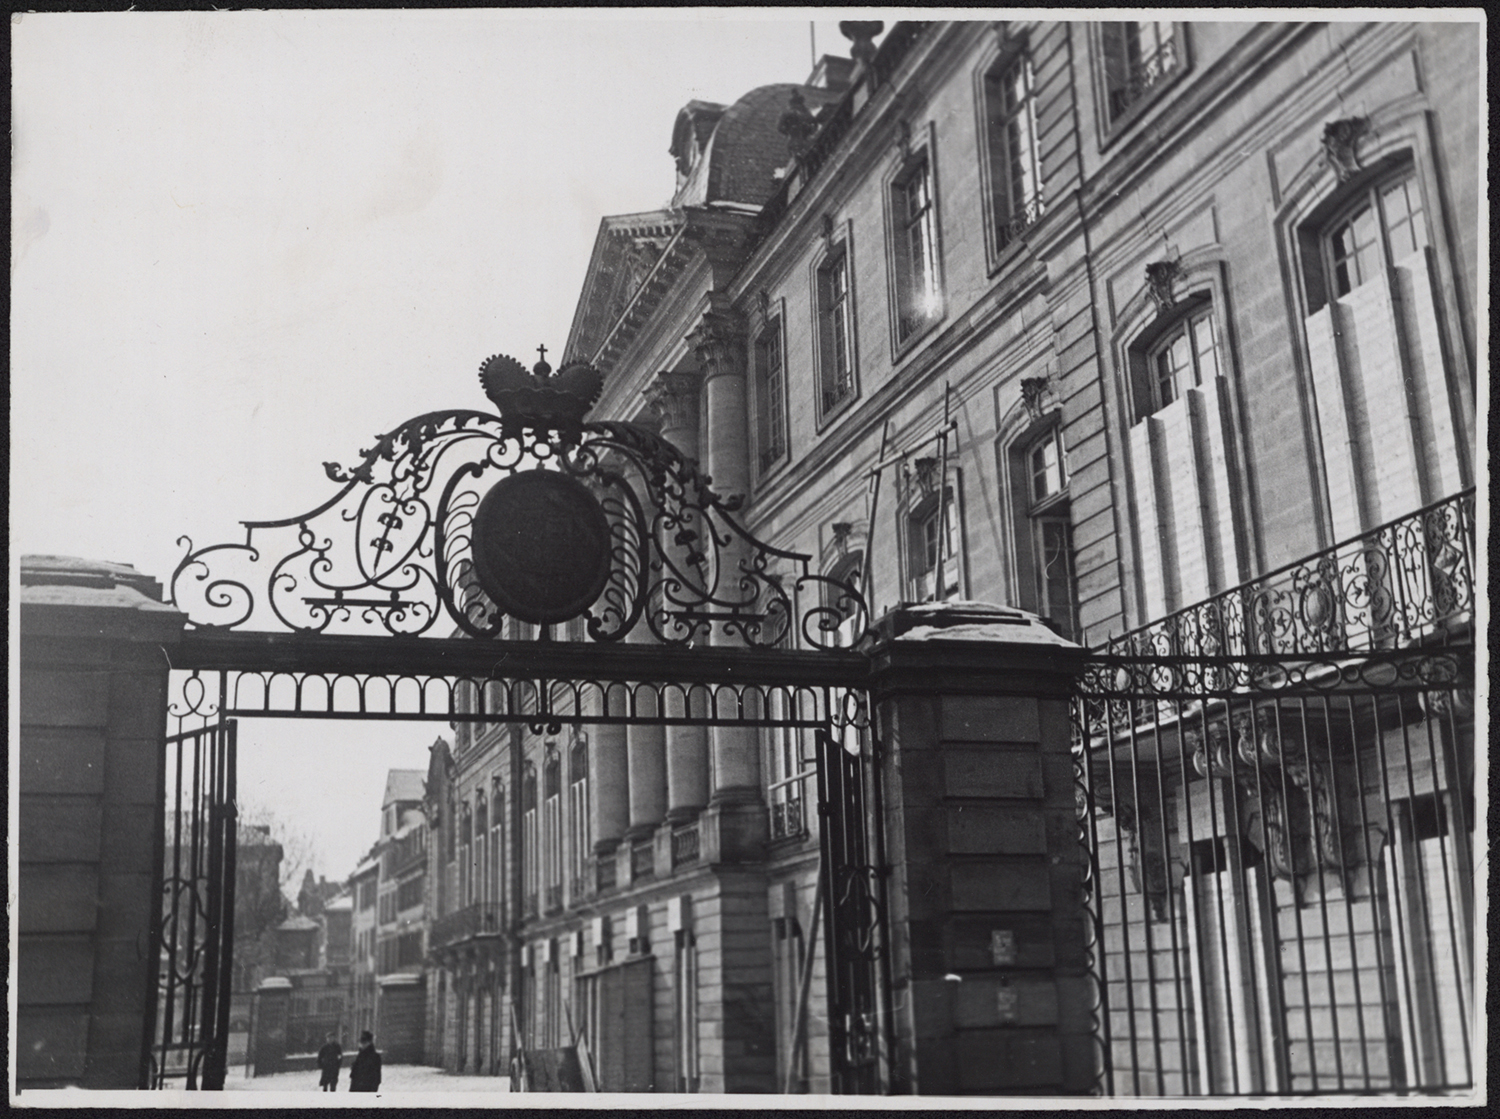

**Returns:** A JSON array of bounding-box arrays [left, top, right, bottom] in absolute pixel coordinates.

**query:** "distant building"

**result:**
[[344, 766, 432, 1061]]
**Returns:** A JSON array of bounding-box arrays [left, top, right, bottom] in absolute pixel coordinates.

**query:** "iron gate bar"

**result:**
[[172, 629, 872, 688]]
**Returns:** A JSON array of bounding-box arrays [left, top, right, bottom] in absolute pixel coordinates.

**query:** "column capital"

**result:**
[[641, 370, 702, 435], [686, 308, 747, 382]]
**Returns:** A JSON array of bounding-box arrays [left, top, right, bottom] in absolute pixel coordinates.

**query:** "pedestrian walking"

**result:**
[[316, 1033, 343, 1091], [349, 1030, 382, 1093]]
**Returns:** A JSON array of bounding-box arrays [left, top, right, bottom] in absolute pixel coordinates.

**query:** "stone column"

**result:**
[[688, 308, 763, 807], [644, 371, 711, 823], [589, 721, 629, 851], [17, 557, 187, 1090], [624, 626, 667, 842], [866, 602, 1094, 1096]]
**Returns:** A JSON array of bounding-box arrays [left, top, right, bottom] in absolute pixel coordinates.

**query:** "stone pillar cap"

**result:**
[[377, 972, 424, 988], [21, 554, 164, 599], [863, 600, 1082, 651]]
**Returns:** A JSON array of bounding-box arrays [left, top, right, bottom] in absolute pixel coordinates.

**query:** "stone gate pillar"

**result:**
[[251, 977, 292, 1077], [17, 556, 187, 1090], [865, 603, 1096, 1096]]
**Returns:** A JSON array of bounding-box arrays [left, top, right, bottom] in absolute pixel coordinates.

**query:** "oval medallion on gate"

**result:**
[[470, 469, 612, 624]]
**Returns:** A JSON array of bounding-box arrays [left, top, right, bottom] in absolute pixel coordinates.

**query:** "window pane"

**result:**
[[1381, 177, 1428, 260], [1031, 435, 1062, 503], [1034, 515, 1077, 641], [819, 256, 854, 411], [1192, 312, 1219, 382]]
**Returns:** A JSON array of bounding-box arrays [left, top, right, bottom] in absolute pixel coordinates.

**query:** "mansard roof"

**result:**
[[673, 83, 842, 209], [382, 768, 425, 808]]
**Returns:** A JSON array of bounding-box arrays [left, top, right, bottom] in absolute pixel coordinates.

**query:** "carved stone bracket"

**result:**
[[1145, 258, 1182, 316], [1322, 116, 1369, 183], [1186, 708, 1379, 906], [1020, 375, 1054, 423]]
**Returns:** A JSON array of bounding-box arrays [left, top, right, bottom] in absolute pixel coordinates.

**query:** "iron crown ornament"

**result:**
[[478, 347, 603, 438]]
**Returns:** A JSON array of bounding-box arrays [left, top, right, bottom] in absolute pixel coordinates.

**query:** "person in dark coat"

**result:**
[[349, 1030, 382, 1093], [316, 1033, 343, 1091]]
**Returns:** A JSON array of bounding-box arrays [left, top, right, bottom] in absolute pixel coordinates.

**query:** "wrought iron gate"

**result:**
[[150, 358, 891, 1092], [143, 719, 239, 1090], [1074, 493, 1476, 1097], [815, 698, 892, 1095]]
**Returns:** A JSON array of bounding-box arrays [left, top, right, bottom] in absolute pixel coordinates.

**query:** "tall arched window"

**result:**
[[1297, 152, 1467, 542], [489, 778, 504, 928], [568, 736, 590, 894], [1118, 268, 1247, 622], [459, 803, 474, 908], [474, 792, 488, 909], [522, 766, 538, 917], [1007, 425, 1079, 641], [543, 752, 563, 911]]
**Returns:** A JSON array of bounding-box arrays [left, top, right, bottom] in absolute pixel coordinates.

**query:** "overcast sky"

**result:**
[[12, 8, 890, 882]]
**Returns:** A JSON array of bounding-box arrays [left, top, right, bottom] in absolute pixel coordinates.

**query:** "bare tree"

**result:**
[[232, 802, 322, 992]]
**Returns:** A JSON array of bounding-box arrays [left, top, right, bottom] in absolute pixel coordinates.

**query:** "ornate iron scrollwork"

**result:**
[[170, 354, 866, 648]]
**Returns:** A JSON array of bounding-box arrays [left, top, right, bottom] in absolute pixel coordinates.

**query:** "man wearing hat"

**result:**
[[349, 1030, 382, 1093]]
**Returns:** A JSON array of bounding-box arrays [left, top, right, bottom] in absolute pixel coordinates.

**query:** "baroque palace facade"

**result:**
[[420, 21, 1478, 1094]]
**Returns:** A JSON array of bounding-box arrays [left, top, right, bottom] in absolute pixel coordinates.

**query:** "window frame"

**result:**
[[543, 752, 563, 909], [978, 40, 1045, 267], [752, 307, 790, 474], [1136, 296, 1221, 422], [568, 735, 590, 894], [886, 140, 946, 353], [902, 469, 964, 604], [1093, 21, 1189, 141], [812, 231, 860, 427], [1300, 157, 1430, 314]]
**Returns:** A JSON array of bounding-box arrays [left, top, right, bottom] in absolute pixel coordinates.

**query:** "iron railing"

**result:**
[[430, 902, 504, 950], [1107, 491, 1474, 662], [768, 771, 812, 841], [1076, 495, 1476, 1097]]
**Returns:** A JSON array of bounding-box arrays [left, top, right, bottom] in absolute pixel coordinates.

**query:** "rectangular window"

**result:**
[[772, 913, 809, 1090], [816, 251, 856, 416], [674, 927, 700, 1091], [397, 876, 423, 911], [892, 155, 941, 342], [523, 805, 538, 917], [900, 465, 960, 603], [984, 54, 1043, 252], [754, 318, 787, 470], [569, 771, 590, 895], [1101, 21, 1181, 125], [1033, 513, 1079, 641]]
